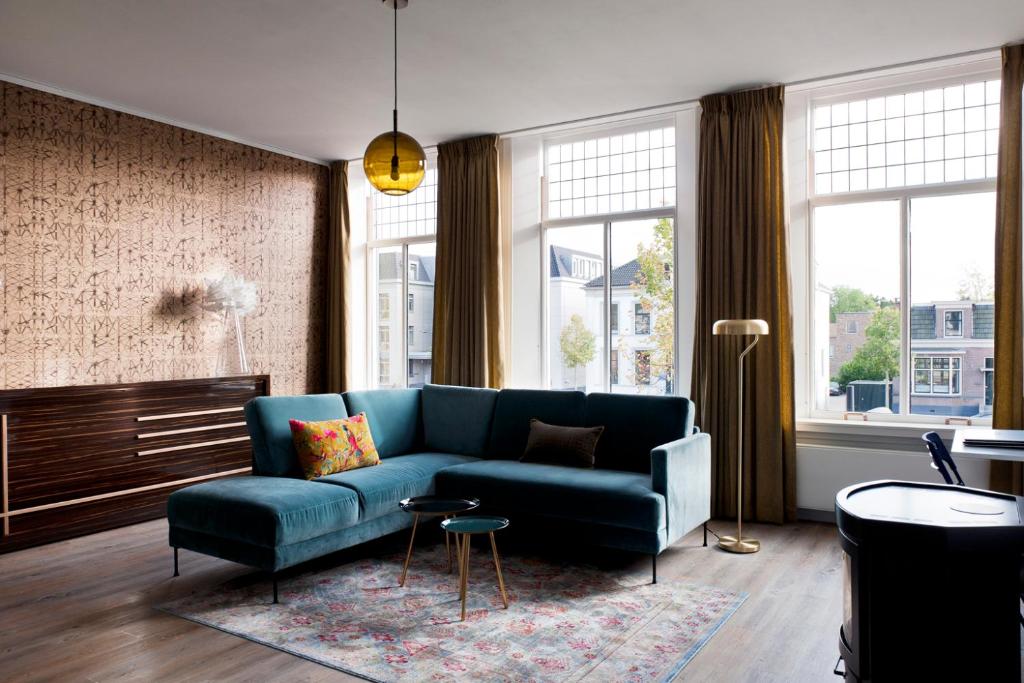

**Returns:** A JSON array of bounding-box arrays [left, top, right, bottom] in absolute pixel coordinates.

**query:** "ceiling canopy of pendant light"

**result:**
[[363, 0, 425, 196]]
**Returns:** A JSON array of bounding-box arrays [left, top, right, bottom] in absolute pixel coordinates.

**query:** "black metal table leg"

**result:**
[[703, 522, 708, 547]]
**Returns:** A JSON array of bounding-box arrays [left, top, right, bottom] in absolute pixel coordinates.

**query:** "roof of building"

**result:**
[[549, 245, 601, 279], [910, 305, 936, 340], [973, 303, 994, 339], [377, 251, 435, 284], [585, 259, 641, 288]]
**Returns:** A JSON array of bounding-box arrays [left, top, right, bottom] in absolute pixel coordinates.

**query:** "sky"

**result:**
[[815, 191, 995, 303]]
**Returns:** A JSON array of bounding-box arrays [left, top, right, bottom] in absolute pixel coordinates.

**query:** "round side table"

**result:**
[[397, 496, 479, 586], [440, 515, 510, 621]]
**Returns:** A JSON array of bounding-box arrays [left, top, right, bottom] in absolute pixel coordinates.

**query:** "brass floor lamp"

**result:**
[[712, 319, 769, 554]]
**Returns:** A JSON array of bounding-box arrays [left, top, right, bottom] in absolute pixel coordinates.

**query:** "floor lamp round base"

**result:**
[[718, 535, 761, 554]]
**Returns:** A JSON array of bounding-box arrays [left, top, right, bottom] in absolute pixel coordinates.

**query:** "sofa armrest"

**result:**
[[651, 432, 711, 547]]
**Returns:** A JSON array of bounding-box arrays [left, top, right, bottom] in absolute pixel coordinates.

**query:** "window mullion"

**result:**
[[899, 195, 911, 416], [604, 221, 612, 393], [402, 243, 410, 389]]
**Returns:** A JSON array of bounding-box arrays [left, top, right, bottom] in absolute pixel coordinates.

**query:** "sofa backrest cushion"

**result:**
[[584, 393, 694, 473], [487, 389, 586, 459], [422, 384, 499, 456], [245, 394, 349, 477], [342, 388, 422, 458]]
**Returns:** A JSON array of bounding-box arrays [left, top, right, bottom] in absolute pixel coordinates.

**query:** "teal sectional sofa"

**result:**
[[167, 384, 711, 601]]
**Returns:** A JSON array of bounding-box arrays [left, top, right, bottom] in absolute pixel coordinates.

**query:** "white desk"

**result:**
[[952, 429, 1024, 462]]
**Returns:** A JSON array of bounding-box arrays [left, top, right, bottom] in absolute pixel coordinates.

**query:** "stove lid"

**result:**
[[837, 480, 1021, 528]]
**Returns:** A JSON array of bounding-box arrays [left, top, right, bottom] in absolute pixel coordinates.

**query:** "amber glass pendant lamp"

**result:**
[[363, 0, 426, 195]]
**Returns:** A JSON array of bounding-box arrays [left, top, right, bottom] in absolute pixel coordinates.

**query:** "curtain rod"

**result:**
[[495, 44, 1005, 140]]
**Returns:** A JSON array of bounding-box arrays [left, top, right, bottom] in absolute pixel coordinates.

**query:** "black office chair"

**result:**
[[922, 431, 965, 486], [922, 431, 1024, 628]]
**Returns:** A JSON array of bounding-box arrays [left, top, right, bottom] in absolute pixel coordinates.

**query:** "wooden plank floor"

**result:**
[[0, 519, 844, 682]]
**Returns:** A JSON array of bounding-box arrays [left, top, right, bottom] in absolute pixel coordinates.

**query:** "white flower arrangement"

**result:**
[[203, 275, 257, 315], [203, 274, 257, 374]]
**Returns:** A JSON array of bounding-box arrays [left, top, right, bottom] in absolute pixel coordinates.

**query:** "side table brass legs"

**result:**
[[489, 531, 509, 609], [399, 512, 419, 587], [455, 531, 509, 621]]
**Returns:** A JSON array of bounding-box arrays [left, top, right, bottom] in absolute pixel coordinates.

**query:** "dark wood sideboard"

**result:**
[[0, 375, 269, 553]]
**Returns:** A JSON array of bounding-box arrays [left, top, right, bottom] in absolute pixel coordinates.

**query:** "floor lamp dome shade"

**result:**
[[712, 319, 769, 336], [363, 130, 426, 195]]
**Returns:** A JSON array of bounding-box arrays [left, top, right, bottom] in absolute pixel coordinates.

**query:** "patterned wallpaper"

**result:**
[[0, 81, 328, 394]]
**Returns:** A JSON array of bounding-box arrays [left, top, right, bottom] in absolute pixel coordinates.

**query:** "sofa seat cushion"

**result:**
[[435, 460, 666, 532], [167, 476, 360, 548], [316, 452, 479, 520]]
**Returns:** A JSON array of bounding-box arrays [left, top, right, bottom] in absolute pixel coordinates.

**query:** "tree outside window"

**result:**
[[635, 351, 651, 385], [560, 313, 596, 391]]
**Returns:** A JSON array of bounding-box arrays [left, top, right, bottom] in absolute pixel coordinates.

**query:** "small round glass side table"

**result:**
[[440, 515, 510, 621], [397, 496, 479, 587]]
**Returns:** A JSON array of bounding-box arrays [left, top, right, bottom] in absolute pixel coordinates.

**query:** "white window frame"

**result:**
[[982, 356, 995, 408], [799, 63, 999, 425], [846, 320, 858, 334], [912, 355, 962, 396], [366, 154, 438, 389], [539, 118, 680, 393], [943, 309, 964, 338]]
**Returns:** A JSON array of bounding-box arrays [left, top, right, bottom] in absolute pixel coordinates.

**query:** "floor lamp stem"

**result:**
[[720, 334, 761, 554]]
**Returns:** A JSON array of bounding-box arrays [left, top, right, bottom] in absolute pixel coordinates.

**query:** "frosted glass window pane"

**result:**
[[905, 115, 924, 139], [849, 122, 867, 147], [850, 169, 868, 191], [847, 100, 866, 124], [886, 141, 905, 165], [832, 125, 849, 148], [886, 95, 905, 118], [831, 102, 849, 125], [964, 131, 985, 157], [965, 156, 986, 180], [905, 139, 924, 164], [867, 97, 885, 120], [944, 109, 964, 134], [849, 146, 867, 170], [905, 163, 924, 186], [371, 163, 438, 240], [964, 82, 985, 107], [905, 92, 924, 115]]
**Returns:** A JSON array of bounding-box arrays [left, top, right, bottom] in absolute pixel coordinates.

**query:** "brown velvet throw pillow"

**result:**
[[520, 419, 604, 468]]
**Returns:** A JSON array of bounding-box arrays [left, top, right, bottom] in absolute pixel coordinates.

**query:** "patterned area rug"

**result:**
[[160, 546, 746, 682]]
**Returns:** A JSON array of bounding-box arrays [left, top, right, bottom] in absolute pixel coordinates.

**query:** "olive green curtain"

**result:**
[[691, 85, 797, 523], [324, 160, 351, 393], [991, 44, 1024, 494], [432, 134, 505, 388]]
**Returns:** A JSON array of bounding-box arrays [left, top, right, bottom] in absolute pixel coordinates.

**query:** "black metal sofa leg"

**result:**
[[652, 554, 657, 584], [703, 522, 708, 547], [173, 547, 179, 577], [272, 575, 279, 604]]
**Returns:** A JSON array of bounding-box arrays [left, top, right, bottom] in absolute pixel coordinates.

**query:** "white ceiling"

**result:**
[[1, 0, 1022, 163]]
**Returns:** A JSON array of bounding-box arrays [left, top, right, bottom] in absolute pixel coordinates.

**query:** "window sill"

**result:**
[[796, 417, 990, 452]]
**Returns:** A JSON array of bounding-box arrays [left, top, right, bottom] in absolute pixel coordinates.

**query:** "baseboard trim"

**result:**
[[797, 507, 836, 524]]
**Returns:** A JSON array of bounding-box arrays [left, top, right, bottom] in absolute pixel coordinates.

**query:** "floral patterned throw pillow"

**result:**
[[288, 413, 381, 479]]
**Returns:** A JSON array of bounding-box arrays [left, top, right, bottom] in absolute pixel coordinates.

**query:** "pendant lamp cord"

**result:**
[[391, 0, 399, 177], [394, 0, 398, 116]]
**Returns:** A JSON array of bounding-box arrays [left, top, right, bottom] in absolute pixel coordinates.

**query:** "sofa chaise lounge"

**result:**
[[167, 384, 711, 601]]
